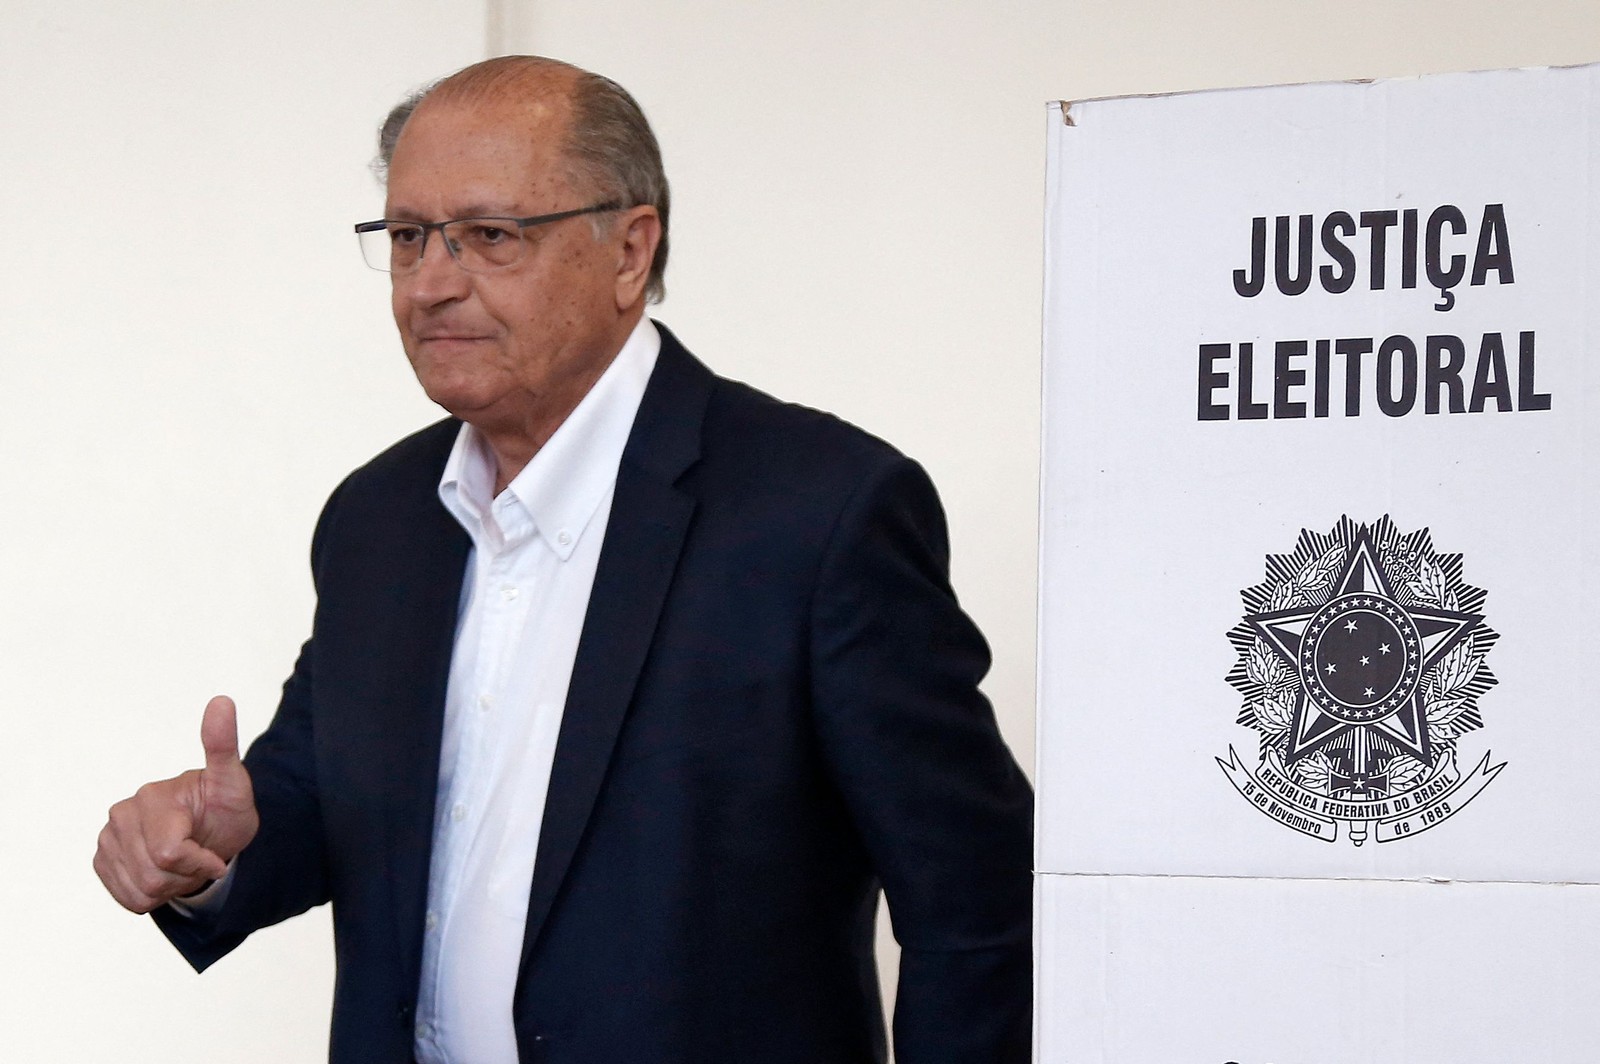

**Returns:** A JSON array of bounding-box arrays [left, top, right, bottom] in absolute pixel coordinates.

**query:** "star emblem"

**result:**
[[1245, 529, 1481, 766]]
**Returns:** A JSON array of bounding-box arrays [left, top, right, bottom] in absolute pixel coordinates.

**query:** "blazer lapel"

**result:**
[[518, 324, 713, 970], [370, 425, 473, 995]]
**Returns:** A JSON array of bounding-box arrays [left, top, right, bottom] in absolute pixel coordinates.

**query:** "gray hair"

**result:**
[[374, 58, 671, 304]]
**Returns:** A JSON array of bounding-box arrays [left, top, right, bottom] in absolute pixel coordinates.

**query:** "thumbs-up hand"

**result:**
[[94, 696, 260, 914]]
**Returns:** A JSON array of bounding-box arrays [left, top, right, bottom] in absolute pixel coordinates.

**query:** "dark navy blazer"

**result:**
[[155, 326, 1033, 1064]]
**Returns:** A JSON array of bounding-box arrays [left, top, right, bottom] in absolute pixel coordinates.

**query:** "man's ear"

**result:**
[[614, 207, 662, 310]]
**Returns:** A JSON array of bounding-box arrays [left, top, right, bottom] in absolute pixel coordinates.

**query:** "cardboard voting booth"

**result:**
[[1037, 63, 1600, 1063]]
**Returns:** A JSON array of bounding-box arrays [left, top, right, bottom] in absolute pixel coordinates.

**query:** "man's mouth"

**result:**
[[414, 332, 496, 352]]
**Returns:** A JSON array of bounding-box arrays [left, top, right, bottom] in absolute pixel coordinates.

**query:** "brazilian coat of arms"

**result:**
[[1219, 516, 1505, 845]]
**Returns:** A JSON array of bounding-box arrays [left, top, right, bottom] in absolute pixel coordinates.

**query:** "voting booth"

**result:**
[[1036, 63, 1600, 1062]]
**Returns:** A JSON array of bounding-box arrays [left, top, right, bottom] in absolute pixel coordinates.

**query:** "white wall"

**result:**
[[4, 0, 1596, 1059], [1, 3, 480, 1059]]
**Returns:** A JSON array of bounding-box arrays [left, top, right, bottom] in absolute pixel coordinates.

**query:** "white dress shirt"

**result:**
[[411, 319, 659, 1064]]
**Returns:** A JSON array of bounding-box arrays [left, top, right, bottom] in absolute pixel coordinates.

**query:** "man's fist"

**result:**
[[94, 696, 260, 913]]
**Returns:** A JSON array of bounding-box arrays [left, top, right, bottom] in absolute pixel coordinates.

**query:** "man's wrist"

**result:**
[[167, 858, 236, 915]]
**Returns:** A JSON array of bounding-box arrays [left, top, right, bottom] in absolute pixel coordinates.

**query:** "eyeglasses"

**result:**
[[354, 202, 622, 274]]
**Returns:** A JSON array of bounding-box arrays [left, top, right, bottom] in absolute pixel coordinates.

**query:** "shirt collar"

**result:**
[[438, 317, 661, 559]]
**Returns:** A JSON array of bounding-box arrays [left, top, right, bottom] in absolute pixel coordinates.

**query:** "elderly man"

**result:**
[[94, 56, 1032, 1064]]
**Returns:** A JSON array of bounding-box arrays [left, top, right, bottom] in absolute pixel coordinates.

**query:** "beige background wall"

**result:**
[[4, 1, 1596, 1058]]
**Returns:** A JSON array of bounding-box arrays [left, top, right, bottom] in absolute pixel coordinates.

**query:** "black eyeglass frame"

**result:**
[[353, 201, 624, 272]]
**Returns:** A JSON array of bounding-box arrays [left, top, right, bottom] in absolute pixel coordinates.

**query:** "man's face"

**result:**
[[383, 92, 631, 436]]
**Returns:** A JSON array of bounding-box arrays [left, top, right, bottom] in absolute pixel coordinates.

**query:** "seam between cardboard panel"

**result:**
[[1035, 870, 1595, 887]]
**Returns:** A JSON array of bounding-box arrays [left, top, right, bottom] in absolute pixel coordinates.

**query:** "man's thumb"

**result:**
[[200, 695, 243, 774]]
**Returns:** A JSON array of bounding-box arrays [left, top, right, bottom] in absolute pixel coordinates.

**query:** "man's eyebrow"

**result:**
[[384, 204, 523, 222]]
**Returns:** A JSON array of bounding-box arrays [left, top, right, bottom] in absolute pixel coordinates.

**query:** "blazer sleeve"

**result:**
[[151, 484, 347, 970], [806, 454, 1034, 1064]]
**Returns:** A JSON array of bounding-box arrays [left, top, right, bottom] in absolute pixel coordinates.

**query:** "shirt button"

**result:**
[[451, 804, 466, 822], [502, 586, 519, 601], [557, 530, 572, 546], [478, 694, 493, 712], [425, 911, 438, 932], [415, 1021, 429, 1039]]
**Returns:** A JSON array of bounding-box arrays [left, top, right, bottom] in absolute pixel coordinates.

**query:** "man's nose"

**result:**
[[402, 232, 471, 304]]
